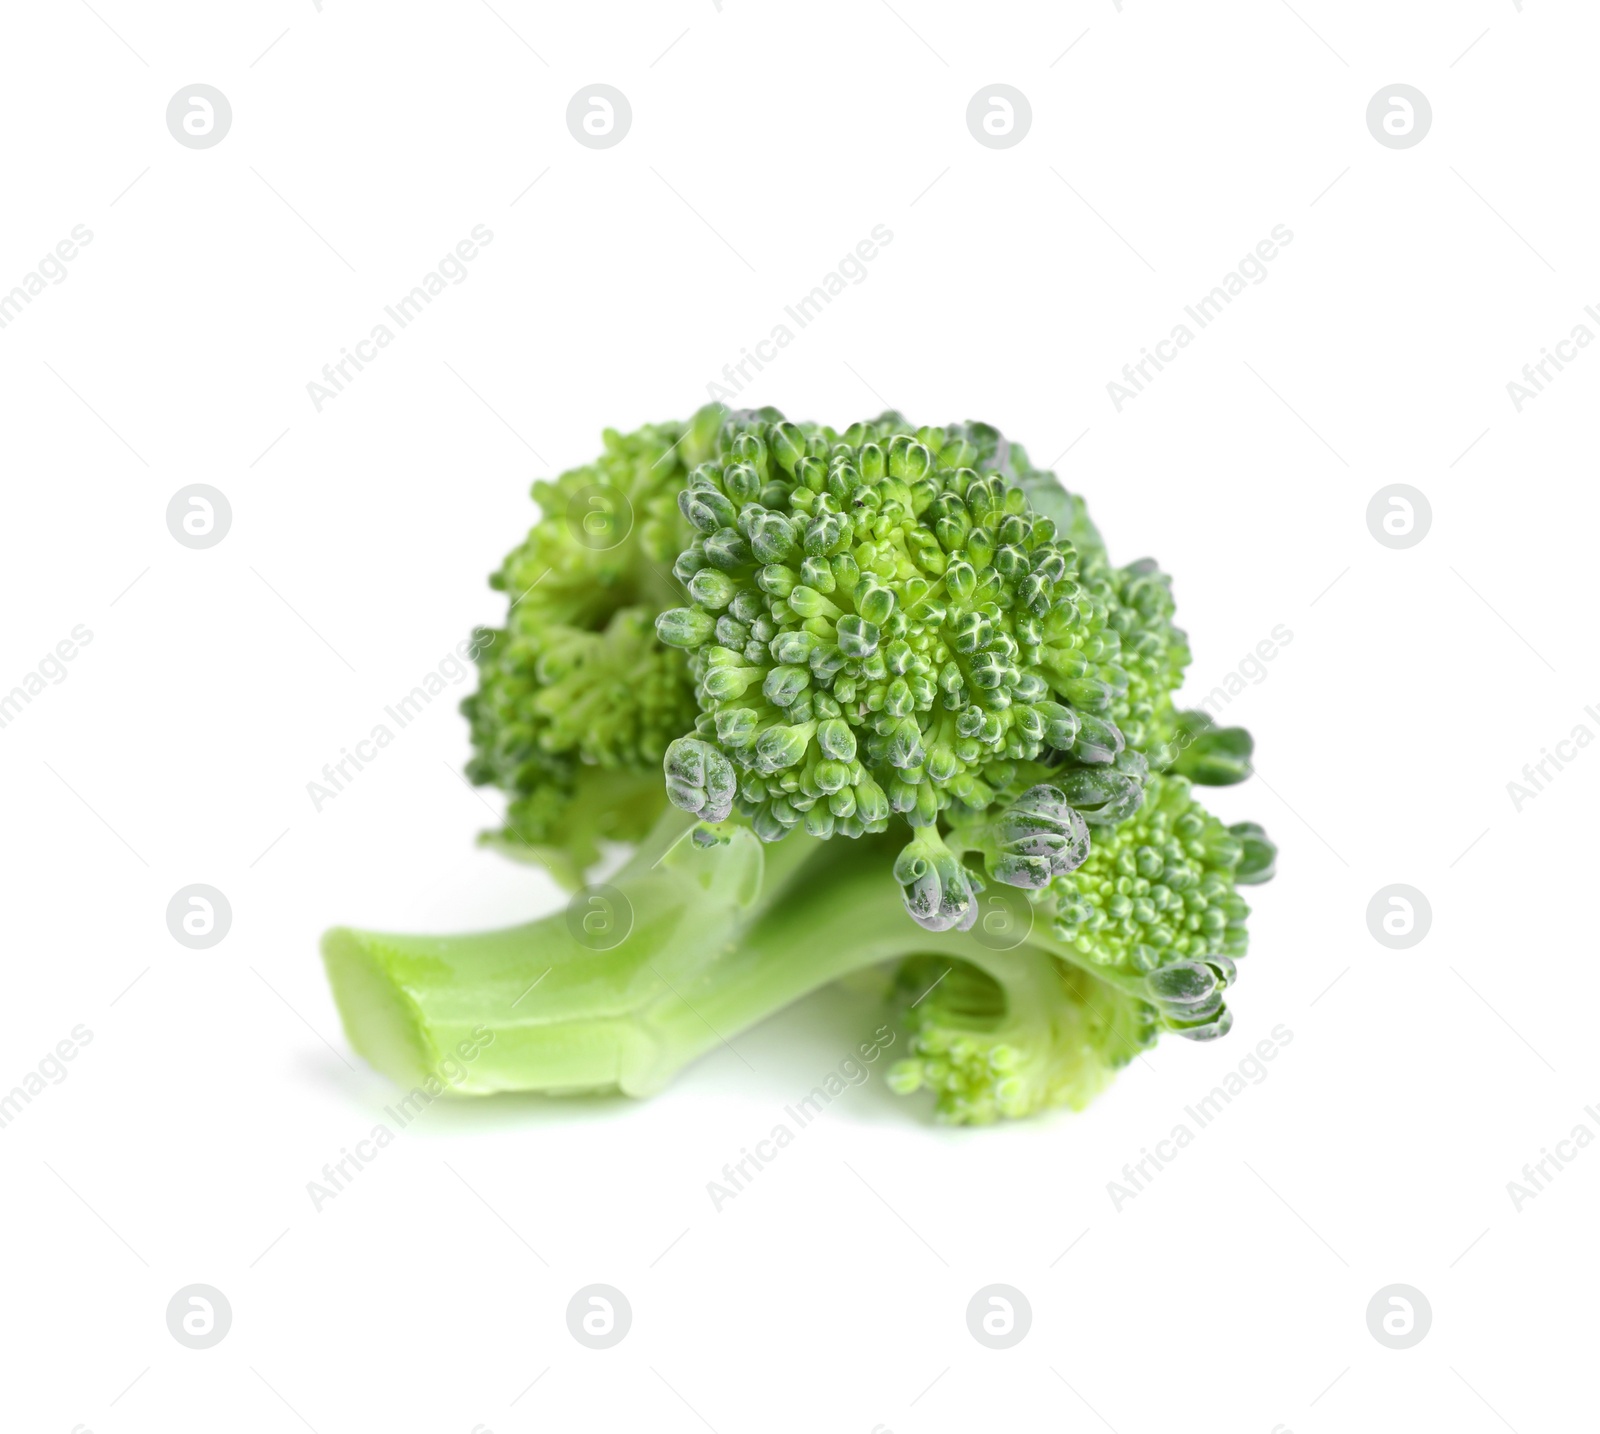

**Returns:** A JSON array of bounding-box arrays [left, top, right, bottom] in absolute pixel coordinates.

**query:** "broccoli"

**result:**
[[322, 408, 1276, 1123]]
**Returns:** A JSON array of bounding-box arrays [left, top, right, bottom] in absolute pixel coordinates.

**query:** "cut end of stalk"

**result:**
[[320, 926, 436, 1090]]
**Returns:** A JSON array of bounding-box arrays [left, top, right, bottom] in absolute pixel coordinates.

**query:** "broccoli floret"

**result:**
[[1164, 707, 1256, 785], [323, 407, 1279, 1124], [1040, 772, 1272, 1040], [653, 410, 1192, 932], [888, 955, 1158, 1124], [461, 407, 723, 885]]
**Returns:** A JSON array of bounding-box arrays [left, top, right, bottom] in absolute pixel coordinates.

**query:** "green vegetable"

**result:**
[[323, 408, 1277, 1123]]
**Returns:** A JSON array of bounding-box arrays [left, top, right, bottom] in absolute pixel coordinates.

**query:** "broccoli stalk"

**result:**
[[323, 774, 1266, 1121], [320, 809, 1147, 1116], [322, 807, 820, 1098]]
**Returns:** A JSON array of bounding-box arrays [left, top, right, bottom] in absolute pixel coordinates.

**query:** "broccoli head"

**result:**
[[653, 410, 1192, 933]]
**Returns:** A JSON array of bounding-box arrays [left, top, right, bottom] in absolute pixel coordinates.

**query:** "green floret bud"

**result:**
[[1167, 709, 1255, 785], [1043, 773, 1269, 1038], [664, 737, 737, 823], [1229, 821, 1278, 883], [1053, 747, 1150, 826], [1144, 956, 1238, 1039], [817, 717, 857, 761], [657, 607, 716, 648], [981, 783, 1091, 889], [755, 720, 816, 774], [894, 826, 982, 932]]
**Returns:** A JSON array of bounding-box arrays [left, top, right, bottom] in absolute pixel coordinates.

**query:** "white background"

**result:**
[[1, 2, 1594, 1431]]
